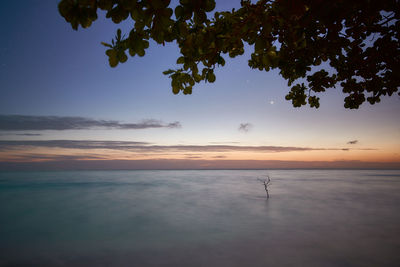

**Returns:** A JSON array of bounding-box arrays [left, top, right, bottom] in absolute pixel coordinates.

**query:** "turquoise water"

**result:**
[[1, 170, 399, 266]]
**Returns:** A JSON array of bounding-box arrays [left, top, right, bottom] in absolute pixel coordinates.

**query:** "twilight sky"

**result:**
[[0, 0, 399, 170]]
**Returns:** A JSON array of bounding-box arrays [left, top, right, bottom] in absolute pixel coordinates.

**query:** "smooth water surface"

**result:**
[[1, 170, 399, 266]]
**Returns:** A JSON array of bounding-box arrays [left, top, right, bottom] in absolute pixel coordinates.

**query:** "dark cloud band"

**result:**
[[0, 115, 181, 131], [0, 140, 361, 153], [0, 140, 149, 150]]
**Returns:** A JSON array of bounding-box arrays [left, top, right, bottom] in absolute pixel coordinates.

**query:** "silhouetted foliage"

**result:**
[[59, 0, 399, 109]]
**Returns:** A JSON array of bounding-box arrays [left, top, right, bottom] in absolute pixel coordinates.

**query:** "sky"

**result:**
[[0, 0, 399, 170]]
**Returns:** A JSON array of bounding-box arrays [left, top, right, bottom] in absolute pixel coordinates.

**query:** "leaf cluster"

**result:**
[[59, 0, 400, 109]]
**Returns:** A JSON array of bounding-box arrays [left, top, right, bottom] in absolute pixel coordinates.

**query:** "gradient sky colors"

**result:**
[[0, 1, 399, 170]]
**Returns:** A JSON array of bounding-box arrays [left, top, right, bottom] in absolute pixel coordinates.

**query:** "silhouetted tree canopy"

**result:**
[[59, 0, 399, 109]]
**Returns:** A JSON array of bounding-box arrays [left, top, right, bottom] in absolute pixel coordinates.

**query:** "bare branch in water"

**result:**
[[258, 176, 271, 198]]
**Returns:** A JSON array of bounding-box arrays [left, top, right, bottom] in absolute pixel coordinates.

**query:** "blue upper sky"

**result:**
[[0, 0, 399, 168]]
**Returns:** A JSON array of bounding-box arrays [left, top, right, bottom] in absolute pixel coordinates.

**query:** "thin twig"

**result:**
[[258, 175, 271, 198]]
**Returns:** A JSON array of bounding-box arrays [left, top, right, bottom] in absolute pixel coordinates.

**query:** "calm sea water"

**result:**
[[0, 169, 399, 266]]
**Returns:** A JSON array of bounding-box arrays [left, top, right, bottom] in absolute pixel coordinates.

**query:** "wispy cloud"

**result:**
[[0, 132, 42, 136], [0, 115, 181, 131], [209, 141, 241, 144], [15, 133, 42, 136], [0, 140, 149, 150], [9, 153, 105, 162], [347, 140, 358, 145], [0, 140, 364, 153], [238, 123, 252, 132]]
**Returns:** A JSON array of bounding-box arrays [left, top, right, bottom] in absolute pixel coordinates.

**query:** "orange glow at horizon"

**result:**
[[0, 145, 399, 164]]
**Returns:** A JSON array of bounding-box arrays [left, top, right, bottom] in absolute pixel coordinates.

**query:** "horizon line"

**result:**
[[1, 159, 399, 171]]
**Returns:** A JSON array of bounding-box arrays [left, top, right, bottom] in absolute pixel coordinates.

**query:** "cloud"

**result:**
[[0, 140, 149, 150], [347, 140, 358, 145], [0, 115, 181, 131], [238, 123, 252, 132], [9, 153, 105, 161], [0, 132, 42, 136], [15, 133, 42, 136], [165, 121, 182, 129], [0, 140, 366, 153], [209, 141, 241, 144], [117, 119, 181, 129]]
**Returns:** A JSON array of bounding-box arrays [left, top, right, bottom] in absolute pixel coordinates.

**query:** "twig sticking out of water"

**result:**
[[257, 176, 271, 198]]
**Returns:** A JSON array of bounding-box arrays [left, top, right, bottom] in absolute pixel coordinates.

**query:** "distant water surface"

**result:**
[[0, 170, 399, 266]]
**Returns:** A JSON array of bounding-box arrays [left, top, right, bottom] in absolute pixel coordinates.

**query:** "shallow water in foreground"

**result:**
[[1, 169, 399, 266]]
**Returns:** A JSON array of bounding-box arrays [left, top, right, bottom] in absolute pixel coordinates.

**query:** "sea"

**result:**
[[0, 169, 399, 267]]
